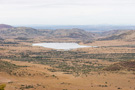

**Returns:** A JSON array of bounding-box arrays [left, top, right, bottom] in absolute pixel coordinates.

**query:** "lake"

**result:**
[[32, 43, 97, 50]]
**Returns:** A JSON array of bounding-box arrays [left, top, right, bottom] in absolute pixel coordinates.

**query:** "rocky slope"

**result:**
[[98, 30, 135, 41]]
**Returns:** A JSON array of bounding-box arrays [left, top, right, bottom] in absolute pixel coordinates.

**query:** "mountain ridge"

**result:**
[[1, 24, 135, 42], [0, 24, 95, 41]]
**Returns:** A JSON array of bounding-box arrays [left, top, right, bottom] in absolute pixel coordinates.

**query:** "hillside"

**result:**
[[0, 27, 40, 38], [0, 25, 95, 41], [98, 30, 135, 41], [50, 28, 95, 40], [104, 60, 135, 71], [99, 30, 130, 37], [0, 60, 20, 74], [0, 24, 13, 29]]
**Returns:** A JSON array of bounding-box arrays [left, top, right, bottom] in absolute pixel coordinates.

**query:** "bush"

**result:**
[[0, 84, 6, 90]]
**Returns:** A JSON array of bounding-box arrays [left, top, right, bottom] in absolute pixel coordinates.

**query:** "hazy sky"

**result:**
[[0, 0, 135, 25]]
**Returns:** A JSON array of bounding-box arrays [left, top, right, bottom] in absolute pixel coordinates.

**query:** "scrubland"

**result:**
[[0, 39, 135, 90]]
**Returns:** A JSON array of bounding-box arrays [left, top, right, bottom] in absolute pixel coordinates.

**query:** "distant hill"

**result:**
[[98, 30, 135, 41], [1, 24, 135, 42], [0, 27, 40, 38], [49, 28, 96, 40], [25, 25, 135, 31], [98, 30, 130, 37], [0, 26, 95, 41], [0, 24, 13, 29]]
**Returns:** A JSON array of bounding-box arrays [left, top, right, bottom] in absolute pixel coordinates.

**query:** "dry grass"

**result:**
[[0, 39, 135, 90], [0, 60, 134, 90]]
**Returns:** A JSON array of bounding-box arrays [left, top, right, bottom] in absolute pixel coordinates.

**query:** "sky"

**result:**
[[0, 0, 135, 25]]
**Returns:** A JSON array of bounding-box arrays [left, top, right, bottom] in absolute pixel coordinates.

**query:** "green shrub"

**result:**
[[0, 84, 6, 90]]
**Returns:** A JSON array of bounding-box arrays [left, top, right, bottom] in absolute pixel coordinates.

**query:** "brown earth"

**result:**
[[0, 60, 135, 90], [0, 38, 135, 90]]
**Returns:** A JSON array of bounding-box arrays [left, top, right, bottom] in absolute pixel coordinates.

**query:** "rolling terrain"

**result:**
[[0, 24, 135, 90]]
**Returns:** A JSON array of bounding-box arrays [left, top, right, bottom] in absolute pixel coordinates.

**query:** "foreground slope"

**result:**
[[104, 60, 135, 71], [0, 60, 135, 90]]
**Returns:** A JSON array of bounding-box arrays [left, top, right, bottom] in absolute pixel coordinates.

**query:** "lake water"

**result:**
[[32, 43, 97, 50]]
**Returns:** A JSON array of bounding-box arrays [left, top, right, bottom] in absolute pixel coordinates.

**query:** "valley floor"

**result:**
[[0, 39, 135, 90]]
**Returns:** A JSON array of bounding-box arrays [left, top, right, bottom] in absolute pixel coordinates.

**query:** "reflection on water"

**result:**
[[32, 43, 97, 50]]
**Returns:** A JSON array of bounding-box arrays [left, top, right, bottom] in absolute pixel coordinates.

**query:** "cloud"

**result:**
[[0, 0, 135, 25], [1, 0, 135, 9], [0, 0, 135, 6]]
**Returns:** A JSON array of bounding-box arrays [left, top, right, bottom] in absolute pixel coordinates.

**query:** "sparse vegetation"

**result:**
[[2, 48, 135, 76], [0, 60, 20, 74], [0, 25, 135, 90], [104, 60, 135, 71]]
